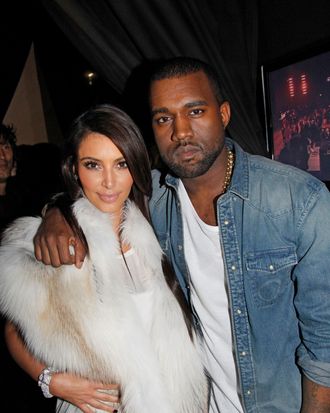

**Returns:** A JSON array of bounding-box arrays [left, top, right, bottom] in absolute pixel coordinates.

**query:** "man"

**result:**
[[33, 58, 330, 411], [0, 123, 18, 232], [0, 124, 17, 195]]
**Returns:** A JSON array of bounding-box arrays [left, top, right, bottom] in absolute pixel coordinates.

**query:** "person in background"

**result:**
[[0, 123, 19, 232], [0, 124, 16, 189], [0, 104, 208, 413], [320, 127, 330, 180], [0, 125, 63, 234], [31, 57, 330, 412], [0, 124, 62, 411]]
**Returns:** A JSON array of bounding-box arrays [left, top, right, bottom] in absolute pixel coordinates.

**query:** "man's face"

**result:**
[[0, 138, 15, 183], [150, 71, 230, 179]]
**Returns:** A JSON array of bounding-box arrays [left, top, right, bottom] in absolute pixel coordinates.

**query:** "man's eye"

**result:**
[[156, 116, 170, 124], [190, 109, 204, 116]]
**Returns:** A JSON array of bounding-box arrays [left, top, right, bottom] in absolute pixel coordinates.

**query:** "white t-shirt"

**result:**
[[116, 249, 154, 334], [178, 180, 243, 413]]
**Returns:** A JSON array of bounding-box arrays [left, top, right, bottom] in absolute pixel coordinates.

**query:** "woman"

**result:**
[[0, 105, 208, 413]]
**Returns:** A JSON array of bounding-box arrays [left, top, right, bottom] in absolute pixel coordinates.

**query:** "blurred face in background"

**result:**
[[0, 137, 15, 184]]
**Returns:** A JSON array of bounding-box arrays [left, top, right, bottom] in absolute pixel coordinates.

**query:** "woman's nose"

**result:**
[[102, 169, 114, 189]]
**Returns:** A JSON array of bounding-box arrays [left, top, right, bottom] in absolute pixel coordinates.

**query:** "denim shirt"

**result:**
[[149, 138, 330, 413]]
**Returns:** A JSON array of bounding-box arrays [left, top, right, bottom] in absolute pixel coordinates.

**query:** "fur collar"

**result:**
[[0, 198, 208, 412]]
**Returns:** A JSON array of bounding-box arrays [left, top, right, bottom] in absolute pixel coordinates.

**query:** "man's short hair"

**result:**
[[149, 57, 226, 104], [0, 124, 17, 151]]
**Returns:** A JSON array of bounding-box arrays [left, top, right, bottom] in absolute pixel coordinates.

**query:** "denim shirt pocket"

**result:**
[[245, 247, 297, 308]]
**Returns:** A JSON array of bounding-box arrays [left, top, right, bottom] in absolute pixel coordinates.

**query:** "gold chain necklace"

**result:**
[[220, 147, 234, 195]]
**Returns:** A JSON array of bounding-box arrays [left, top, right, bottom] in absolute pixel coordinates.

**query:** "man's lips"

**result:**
[[173, 144, 201, 160]]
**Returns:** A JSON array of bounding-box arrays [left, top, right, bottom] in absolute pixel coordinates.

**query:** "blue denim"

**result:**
[[149, 138, 330, 412]]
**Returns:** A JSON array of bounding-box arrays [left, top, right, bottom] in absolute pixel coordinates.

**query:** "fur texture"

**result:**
[[0, 198, 208, 412]]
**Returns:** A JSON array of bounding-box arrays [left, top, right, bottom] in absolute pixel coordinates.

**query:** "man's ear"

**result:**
[[219, 101, 231, 128]]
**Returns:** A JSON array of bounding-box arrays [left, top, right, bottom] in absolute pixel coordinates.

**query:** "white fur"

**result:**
[[0, 198, 208, 412]]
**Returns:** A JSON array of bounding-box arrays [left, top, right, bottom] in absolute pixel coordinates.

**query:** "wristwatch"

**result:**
[[38, 367, 58, 398]]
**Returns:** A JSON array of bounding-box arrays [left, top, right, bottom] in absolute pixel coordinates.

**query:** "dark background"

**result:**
[[1, 0, 330, 141]]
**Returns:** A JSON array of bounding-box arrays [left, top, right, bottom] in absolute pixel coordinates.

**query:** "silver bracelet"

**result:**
[[38, 367, 58, 398]]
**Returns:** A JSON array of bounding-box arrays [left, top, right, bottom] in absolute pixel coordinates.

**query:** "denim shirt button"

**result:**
[[246, 390, 251, 395], [178, 245, 183, 250], [237, 309, 242, 314], [224, 220, 229, 225], [231, 265, 236, 271], [269, 264, 274, 270], [241, 351, 247, 356]]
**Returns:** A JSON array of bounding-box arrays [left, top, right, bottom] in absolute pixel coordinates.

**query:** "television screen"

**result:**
[[261, 47, 330, 183]]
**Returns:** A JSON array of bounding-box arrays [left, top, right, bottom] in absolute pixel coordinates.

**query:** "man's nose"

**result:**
[[172, 116, 193, 142]]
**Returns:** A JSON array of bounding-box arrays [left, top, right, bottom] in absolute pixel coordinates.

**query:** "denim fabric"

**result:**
[[149, 138, 330, 412]]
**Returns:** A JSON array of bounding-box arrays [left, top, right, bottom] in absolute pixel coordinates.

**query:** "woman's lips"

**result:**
[[97, 192, 119, 203]]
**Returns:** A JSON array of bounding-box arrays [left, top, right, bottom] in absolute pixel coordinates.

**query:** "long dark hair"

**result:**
[[62, 104, 152, 217], [61, 104, 193, 336]]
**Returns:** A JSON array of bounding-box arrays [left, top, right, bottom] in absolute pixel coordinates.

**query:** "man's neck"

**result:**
[[181, 150, 229, 226]]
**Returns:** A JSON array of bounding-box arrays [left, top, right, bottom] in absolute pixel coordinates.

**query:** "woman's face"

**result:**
[[77, 132, 133, 220]]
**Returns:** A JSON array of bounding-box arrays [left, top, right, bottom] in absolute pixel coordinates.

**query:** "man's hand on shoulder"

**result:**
[[33, 207, 86, 268]]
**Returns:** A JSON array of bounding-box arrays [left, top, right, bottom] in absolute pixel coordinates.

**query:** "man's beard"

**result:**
[[161, 143, 222, 179]]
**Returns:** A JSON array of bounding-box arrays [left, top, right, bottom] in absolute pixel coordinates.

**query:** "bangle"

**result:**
[[38, 367, 58, 398]]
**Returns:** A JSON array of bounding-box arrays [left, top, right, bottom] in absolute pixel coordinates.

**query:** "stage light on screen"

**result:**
[[301, 74, 308, 95], [287, 77, 295, 97]]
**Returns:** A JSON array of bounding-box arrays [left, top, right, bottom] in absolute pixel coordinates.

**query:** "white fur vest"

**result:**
[[0, 198, 208, 412]]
